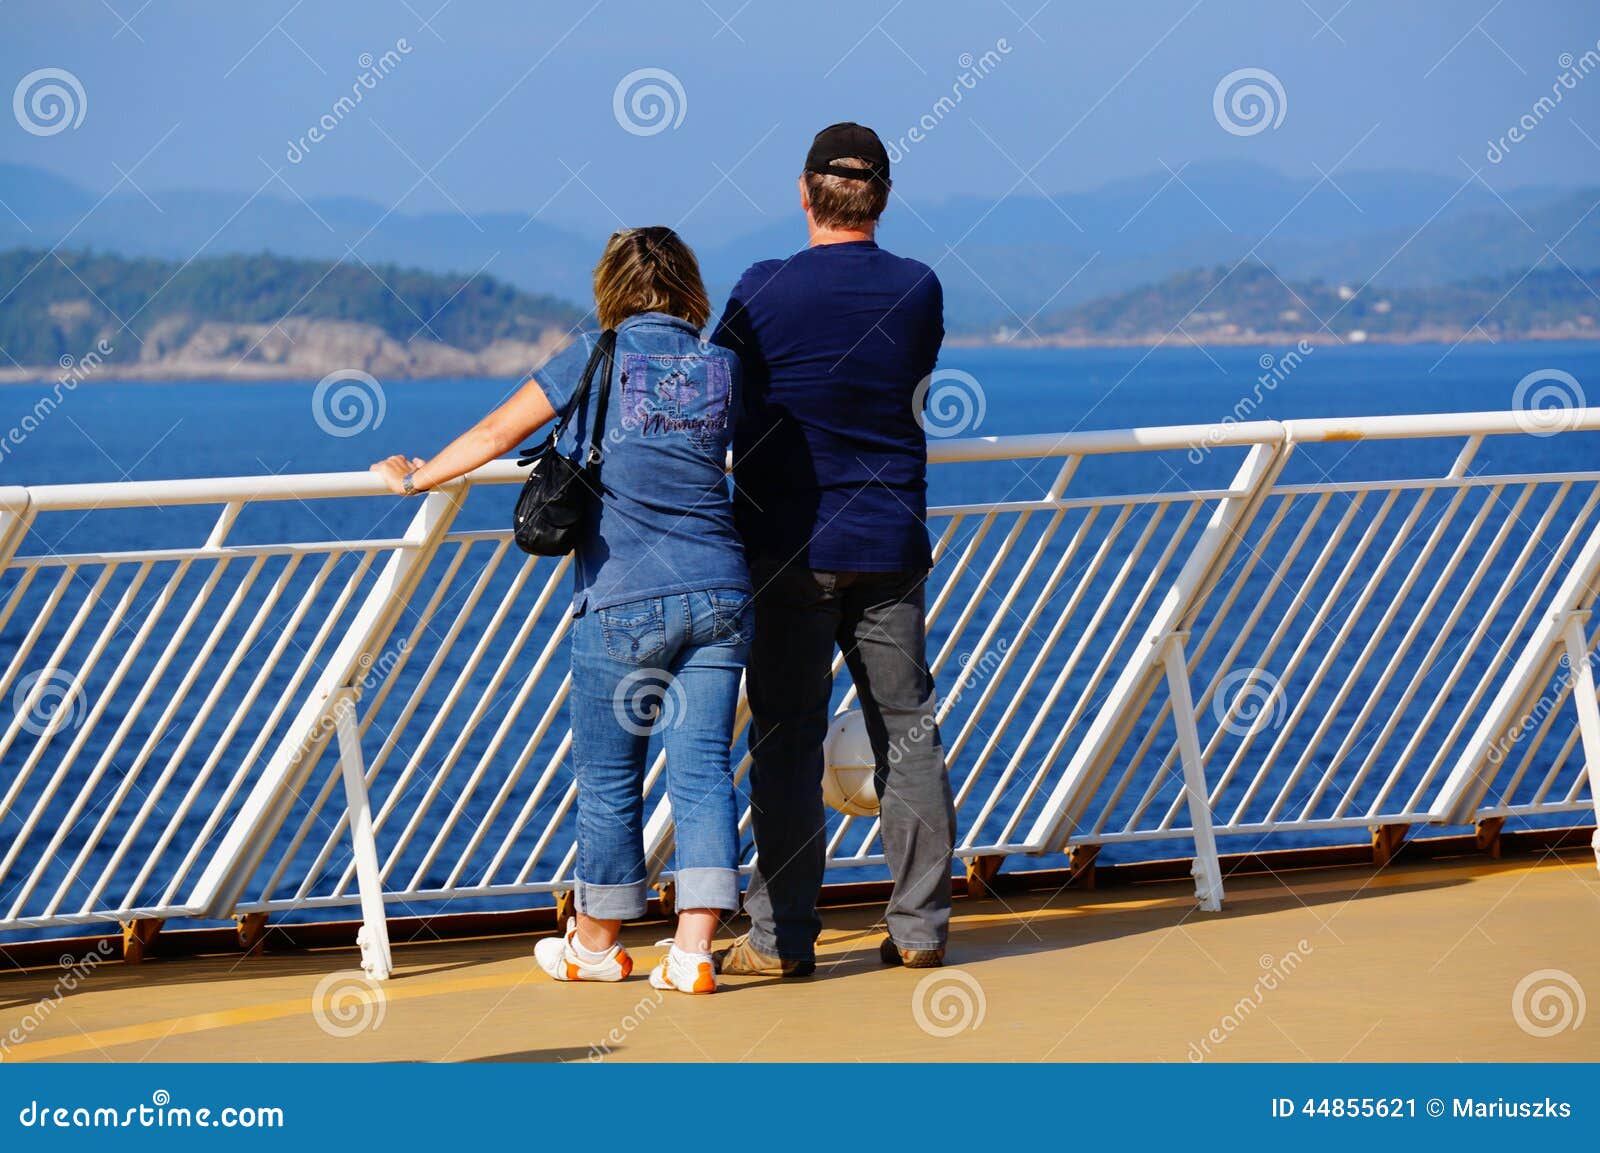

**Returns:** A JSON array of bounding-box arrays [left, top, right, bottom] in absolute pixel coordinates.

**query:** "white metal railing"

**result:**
[[2, 410, 1598, 968]]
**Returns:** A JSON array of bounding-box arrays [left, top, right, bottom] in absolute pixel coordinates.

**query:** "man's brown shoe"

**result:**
[[878, 936, 944, 968], [711, 934, 815, 978]]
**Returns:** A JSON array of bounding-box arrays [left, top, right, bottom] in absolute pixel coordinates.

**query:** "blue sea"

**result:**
[[5, 341, 1596, 494], [1, 341, 1597, 935]]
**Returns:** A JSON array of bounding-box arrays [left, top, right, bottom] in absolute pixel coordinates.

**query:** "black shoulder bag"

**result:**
[[512, 330, 617, 556]]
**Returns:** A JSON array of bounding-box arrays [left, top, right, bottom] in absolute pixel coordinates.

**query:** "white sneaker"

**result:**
[[650, 945, 718, 995], [534, 920, 634, 983]]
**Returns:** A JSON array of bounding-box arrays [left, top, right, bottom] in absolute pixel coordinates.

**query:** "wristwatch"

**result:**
[[402, 471, 417, 497]]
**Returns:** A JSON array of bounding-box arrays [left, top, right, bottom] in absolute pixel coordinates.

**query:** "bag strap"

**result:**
[[549, 329, 618, 443], [583, 330, 618, 467]]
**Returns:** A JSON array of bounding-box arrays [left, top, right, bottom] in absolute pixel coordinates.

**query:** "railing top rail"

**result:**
[[924, 420, 1286, 462], [9, 409, 1599, 511], [1283, 408, 1600, 442]]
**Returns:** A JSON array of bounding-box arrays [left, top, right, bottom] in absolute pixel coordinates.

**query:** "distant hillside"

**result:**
[[0, 249, 583, 380], [1026, 262, 1600, 346], [3, 161, 1597, 334], [3, 248, 1596, 381]]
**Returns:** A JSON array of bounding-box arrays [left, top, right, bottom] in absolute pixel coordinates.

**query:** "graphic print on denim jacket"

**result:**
[[619, 352, 731, 453]]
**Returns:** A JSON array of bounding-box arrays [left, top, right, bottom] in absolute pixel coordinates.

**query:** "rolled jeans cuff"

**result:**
[[575, 878, 647, 920], [672, 866, 739, 912]]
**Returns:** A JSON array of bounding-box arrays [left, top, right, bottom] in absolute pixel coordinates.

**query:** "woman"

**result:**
[[370, 227, 748, 995]]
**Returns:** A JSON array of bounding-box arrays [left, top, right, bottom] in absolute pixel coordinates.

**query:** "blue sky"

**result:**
[[3, 0, 1599, 235]]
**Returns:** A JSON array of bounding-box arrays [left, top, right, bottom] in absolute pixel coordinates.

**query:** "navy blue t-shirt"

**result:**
[[712, 240, 943, 572]]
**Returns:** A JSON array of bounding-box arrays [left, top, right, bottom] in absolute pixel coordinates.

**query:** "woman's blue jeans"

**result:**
[[569, 588, 750, 919]]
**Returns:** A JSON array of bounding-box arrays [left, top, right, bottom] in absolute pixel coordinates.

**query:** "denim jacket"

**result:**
[[532, 312, 749, 612]]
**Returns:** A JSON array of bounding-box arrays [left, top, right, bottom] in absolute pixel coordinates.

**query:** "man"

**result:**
[[711, 122, 956, 974]]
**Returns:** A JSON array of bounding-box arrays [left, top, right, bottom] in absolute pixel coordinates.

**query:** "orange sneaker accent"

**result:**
[[565, 961, 581, 980], [691, 961, 716, 994], [618, 950, 634, 979]]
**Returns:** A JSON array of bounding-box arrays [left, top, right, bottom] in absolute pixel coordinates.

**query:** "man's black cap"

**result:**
[[804, 122, 891, 186]]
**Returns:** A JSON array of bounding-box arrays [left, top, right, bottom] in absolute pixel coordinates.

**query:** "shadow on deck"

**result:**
[[2, 850, 1597, 1063]]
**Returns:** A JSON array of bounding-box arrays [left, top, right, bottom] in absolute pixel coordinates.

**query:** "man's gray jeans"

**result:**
[[742, 561, 957, 959]]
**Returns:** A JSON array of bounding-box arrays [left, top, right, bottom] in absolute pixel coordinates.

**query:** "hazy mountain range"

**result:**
[[3, 160, 1596, 338]]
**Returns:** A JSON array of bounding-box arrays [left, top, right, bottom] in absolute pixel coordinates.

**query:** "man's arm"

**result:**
[[921, 269, 946, 376], [712, 267, 771, 414], [711, 269, 758, 359]]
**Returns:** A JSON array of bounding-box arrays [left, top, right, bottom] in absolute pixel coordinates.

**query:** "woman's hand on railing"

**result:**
[[370, 454, 427, 495]]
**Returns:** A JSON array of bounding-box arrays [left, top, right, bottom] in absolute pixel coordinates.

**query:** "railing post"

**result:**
[[1023, 435, 1286, 852], [1159, 632, 1223, 910], [1558, 613, 1600, 875], [331, 686, 393, 979], [1429, 514, 1600, 828], [189, 487, 463, 919]]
